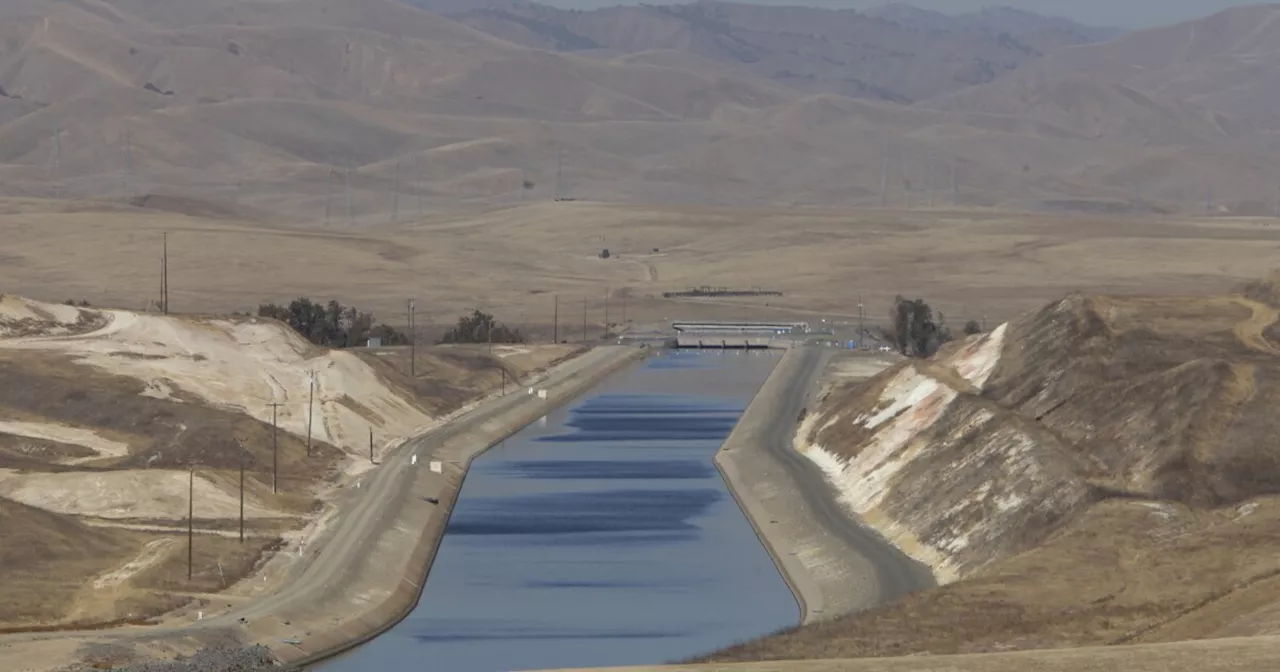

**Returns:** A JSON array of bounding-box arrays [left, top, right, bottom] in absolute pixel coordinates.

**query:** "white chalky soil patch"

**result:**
[[0, 469, 284, 520], [0, 420, 131, 464]]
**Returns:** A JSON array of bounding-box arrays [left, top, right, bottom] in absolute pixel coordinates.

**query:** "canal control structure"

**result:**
[[671, 321, 808, 350]]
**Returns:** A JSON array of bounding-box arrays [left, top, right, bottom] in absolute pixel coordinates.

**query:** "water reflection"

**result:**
[[322, 351, 795, 672]]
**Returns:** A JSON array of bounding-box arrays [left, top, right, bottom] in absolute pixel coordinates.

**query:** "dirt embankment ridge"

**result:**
[[0, 293, 585, 643], [705, 272, 1280, 662]]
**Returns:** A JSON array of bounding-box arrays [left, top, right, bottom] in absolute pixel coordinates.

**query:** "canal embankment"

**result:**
[[317, 349, 798, 672], [713, 346, 935, 626], [255, 345, 649, 667]]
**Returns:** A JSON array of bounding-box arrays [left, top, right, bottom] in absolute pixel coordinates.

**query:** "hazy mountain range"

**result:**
[[0, 0, 1277, 218]]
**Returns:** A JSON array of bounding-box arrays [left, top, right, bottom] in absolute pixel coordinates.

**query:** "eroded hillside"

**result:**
[[0, 294, 579, 630], [704, 275, 1280, 661]]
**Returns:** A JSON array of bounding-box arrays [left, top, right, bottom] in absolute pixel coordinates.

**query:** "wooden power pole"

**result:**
[[187, 464, 194, 581], [306, 370, 315, 457], [268, 402, 282, 493], [238, 440, 245, 544]]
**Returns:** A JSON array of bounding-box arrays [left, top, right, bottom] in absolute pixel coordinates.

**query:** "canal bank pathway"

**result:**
[[715, 346, 935, 624]]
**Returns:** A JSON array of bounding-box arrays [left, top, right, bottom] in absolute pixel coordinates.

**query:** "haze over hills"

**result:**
[[407, 0, 1123, 103], [0, 0, 1279, 217]]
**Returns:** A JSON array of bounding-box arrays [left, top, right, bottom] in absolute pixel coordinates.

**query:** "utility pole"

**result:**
[[123, 131, 133, 194], [369, 427, 374, 464], [345, 161, 353, 225], [187, 463, 194, 581], [858, 295, 865, 348], [391, 160, 401, 224], [553, 294, 559, 344], [900, 144, 910, 208], [306, 369, 315, 457], [556, 146, 564, 201], [582, 297, 588, 342], [324, 167, 334, 226], [604, 288, 610, 338], [268, 402, 282, 493], [238, 440, 245, 544], [951, 157, 959, 206], [403, 299, 427, 379], [879, 148, 889, 208], [52, 126, 61, 180], [926, 155, 935, 208], [161, 232, 169, 314]]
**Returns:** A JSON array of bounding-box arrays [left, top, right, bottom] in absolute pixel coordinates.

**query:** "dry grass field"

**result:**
[[5, 198, 1280, 334], [551, 634, 1280, 672]]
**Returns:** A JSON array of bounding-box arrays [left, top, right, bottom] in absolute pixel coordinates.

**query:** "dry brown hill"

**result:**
[[702, 274, 1280, 661], [418, 0, 1114, 103], [1, 0, 1278, 215]]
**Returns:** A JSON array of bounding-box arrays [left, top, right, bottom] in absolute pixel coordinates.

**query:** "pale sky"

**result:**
[[540, 0, 1276, 29]]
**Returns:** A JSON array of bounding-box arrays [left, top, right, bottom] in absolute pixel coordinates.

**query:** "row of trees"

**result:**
[[439, 309, 525, 344], [257, 300, 525, 348], [257, 298, 407, 348], [884, 296, 984, 358]]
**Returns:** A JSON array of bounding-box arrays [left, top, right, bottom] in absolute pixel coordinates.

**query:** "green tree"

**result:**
[[889, 296, 951, 357], [257, 298, 405, 348], [438, 310, 525, 344]]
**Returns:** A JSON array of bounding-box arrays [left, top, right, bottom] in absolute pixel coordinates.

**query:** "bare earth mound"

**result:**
[[0, 294, 578, 632], [701, 272, 1280, 662]]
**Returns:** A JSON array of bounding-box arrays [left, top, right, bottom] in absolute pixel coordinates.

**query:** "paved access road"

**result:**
[[0, 347, 641, 669], [760, 346, 935, 607]]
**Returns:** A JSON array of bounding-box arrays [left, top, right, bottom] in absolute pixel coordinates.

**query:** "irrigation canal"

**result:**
[[321, 350, 798, 671]]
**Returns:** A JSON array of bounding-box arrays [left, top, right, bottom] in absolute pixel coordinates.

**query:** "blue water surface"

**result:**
[[322, 350, 796, 672]]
